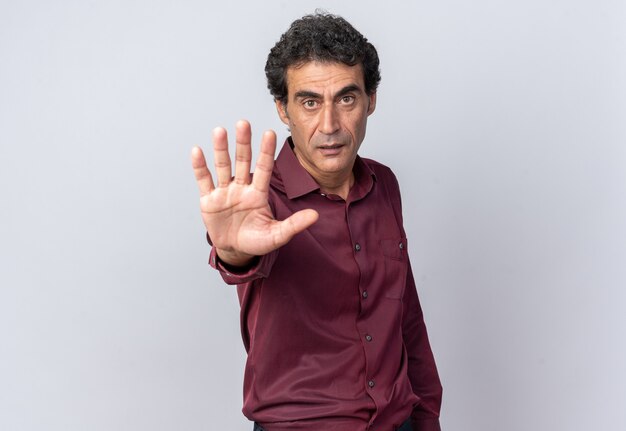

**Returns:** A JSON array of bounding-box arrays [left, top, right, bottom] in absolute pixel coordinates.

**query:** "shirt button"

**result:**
[[368, 380, 375, 388], [362, 291, 368, 299], [399, 242, 404, 250], [365, 334, 373, 342], [355, 243, 361, 252]]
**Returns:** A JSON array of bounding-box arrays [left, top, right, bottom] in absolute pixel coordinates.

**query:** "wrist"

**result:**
[[215, 248, 256, 268]]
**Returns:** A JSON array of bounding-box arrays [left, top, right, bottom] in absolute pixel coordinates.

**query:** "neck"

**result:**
[[317, 171, 354, 200]]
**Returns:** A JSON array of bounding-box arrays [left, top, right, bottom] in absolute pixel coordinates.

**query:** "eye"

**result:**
[[340, 95, 355, 105], [303, 100, 319, 109]]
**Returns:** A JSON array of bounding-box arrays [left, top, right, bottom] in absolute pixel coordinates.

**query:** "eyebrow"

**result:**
[[293, 84, 364, 101]]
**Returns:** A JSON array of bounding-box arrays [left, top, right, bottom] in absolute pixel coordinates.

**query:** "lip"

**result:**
[[318, 144, 345, 156]]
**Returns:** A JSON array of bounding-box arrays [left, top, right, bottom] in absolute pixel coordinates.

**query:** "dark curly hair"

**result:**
[[265, 12, 381, 104]]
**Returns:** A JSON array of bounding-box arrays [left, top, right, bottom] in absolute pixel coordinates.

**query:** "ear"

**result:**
[[275, 100, 290, 125], [367, 92, 377, 116]]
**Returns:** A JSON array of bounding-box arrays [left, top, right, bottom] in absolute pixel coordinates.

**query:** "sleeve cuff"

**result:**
[[208, 245, 277, 284]]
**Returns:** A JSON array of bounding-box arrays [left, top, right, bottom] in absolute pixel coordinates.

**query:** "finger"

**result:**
[[272, 209, 319, 248], [234, 120, 252, 185], [251, 130, 277, 194], [212, 127, 232, 187], [191, 146, 215, 195]]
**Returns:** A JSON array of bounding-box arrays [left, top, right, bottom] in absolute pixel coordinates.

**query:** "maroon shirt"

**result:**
[[209, 140, 442, 431]]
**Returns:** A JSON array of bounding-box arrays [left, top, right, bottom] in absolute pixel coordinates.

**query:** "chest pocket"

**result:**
[[381, 238, 408, 299]]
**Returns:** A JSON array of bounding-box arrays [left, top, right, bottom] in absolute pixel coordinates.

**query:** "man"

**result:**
[[191, 12, 442, 431]]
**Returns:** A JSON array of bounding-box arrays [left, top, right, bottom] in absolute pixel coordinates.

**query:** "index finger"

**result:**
[[251, 130, 277, 194]]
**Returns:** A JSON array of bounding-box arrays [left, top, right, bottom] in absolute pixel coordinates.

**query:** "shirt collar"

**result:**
[[273, 138, 376, 200]]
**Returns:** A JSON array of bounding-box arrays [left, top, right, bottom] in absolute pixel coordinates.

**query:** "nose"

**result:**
[[318, 102, 340, 135]]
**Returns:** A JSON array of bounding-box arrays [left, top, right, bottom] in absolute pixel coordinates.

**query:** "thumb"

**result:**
[[273, 209, 319, 248]]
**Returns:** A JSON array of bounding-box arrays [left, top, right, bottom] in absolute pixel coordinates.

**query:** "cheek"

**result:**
[[349, 112, 368, 134], [299, 119, 320, 136]]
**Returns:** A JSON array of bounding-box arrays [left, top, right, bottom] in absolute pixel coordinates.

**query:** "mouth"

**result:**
[[317, 143, 345, 156]]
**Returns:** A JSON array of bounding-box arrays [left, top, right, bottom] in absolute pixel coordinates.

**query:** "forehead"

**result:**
[[285, 61, 365, 97]]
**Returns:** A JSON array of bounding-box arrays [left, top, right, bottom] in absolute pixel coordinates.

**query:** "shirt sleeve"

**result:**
[[382, 167, 443, 430], [206, 232, 278, 285], [403, 262, 443, 431]]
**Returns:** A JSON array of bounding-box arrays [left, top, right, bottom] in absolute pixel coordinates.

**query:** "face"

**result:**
[[276, 61, 376, 187]]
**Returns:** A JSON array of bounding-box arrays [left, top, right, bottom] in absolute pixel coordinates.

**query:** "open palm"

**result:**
[[191, 120, 318, 267]]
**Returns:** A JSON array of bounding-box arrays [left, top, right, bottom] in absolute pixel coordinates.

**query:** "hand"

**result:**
[[191, 120, 319, 267]]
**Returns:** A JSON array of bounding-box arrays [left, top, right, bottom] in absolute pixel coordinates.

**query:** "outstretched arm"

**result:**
[[191, 120, 319, 267]]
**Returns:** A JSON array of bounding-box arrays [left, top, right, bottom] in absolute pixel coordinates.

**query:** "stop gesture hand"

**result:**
[[192, 120, 319, 267]]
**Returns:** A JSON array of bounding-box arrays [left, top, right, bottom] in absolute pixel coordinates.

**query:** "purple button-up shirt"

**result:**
[[209, 139, 442, 431]]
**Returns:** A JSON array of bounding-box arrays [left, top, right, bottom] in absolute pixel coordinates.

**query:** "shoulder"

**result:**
[[360, 157, 400, 189], [360, 157, 406, 229]]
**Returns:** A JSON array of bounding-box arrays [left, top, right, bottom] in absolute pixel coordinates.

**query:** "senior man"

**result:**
[[192, 12, 442, 431]]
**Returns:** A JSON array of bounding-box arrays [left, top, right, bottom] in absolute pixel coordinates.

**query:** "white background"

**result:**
[[1, 1, 625, 430]]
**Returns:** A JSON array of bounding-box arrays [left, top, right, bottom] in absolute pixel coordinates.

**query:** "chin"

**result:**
[[320, 162, 350, 174]]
